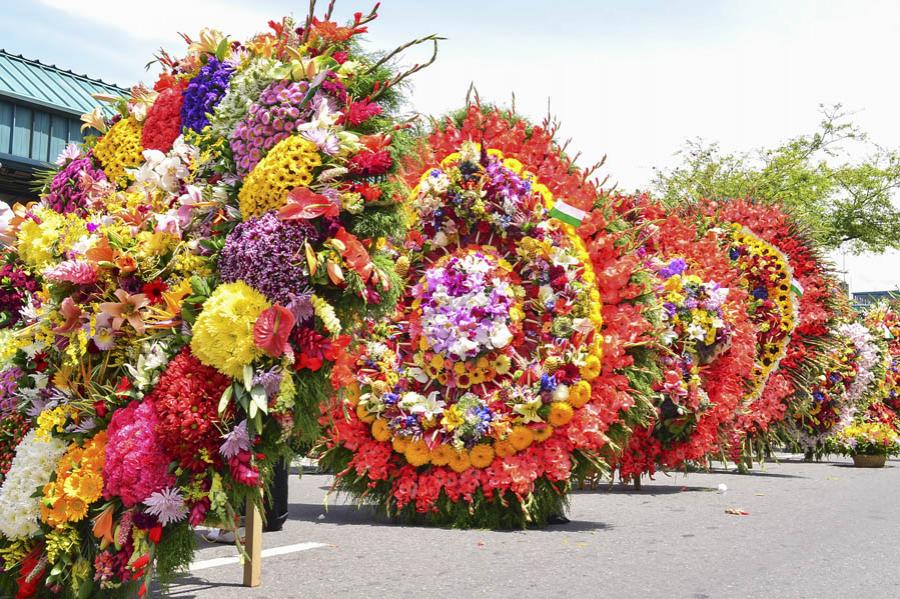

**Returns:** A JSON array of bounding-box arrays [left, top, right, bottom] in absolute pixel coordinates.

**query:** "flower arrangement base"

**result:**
[[851, 454, 886, 468]]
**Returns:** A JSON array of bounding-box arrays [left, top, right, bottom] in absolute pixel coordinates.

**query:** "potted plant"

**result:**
[[833, 421, 900, 468]]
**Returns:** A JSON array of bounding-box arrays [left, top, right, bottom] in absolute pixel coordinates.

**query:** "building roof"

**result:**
[[0, 49, 127, 116]]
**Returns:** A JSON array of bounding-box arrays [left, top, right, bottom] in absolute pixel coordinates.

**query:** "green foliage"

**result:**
[[653, 105, 900, 254], [154, 521, 196, 590]]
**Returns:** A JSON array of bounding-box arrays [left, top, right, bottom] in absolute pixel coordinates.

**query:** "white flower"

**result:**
[[686, 322, 707, 342], [489, 324, 513, 349], [405, 392, 446, 420], [552, 384, 570, 403], [0, 204, 15, 247], [0, 430, 67, 539]]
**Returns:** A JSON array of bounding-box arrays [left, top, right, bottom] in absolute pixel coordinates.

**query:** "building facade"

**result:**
[[0, 49, 127, 204]]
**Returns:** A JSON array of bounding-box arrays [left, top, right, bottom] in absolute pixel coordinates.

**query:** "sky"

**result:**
[[2, 0, 898, 292]]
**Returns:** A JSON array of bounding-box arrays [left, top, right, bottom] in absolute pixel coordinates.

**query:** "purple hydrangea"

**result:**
[[181, 58, 234, 132], [44, 156, 108, 216], [229, 79, 316, 175], [219, 211, 319, 304]]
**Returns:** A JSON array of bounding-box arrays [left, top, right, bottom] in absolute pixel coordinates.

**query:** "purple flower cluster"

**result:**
[[657, 257, 687, 279], [219, 211, 319, 304], [229, 79, 315, 175], [44, 156, 108, 216], [0, 367, 22, 414], [181, 58, 234, 132], [0, 261, 38, 328]]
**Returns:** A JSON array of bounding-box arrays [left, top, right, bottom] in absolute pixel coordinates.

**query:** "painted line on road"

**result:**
[[190, 542, 329, 571]]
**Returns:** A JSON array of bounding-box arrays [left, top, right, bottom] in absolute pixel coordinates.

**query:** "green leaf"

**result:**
[[249, 398, 258, 419], [218, 385, 233, 415], [214, 38, 229, 61]]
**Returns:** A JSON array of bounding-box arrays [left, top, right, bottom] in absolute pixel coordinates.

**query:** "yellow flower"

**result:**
[[569, 380, 592, 408], [548, 402, 574, 427], [447, 449, 471, 473], [493, 354, 512, 375], [238, 136, 322, 218], [355, 402, 376, 424], [93, 117, 143, 186], [469, 444, 495, 469], [404, 440, 431, 467], [532, 424, 554, 443], [441, 406, 464, 431], [493, 439, 516, 457], [580, 355, 602, 381], [190, 281, 270, 378], [430, 444, 454, 466], [370, 419, 392, 443], [391, 436, 410, 454], [508, 426, 534, 451]]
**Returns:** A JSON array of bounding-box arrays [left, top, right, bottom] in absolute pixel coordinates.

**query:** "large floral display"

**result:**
[[0, 6, 437, 595], [700, 200, 840, 461], [321, 129, 617, 528], [611, 199, 756, 479]]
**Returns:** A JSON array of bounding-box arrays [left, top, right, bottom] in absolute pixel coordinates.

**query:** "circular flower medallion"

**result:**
[[325, 142, 606, 526]]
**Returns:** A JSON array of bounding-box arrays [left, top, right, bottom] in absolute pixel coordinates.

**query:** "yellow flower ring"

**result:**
[[329, 143, 603, 525], [727, 225, 798, 404]]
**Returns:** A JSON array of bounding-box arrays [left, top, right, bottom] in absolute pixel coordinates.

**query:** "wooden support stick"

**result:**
[[243, 496, 262, 587]]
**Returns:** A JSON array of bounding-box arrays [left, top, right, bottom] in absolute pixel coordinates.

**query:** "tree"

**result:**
[[652, 105, 900, 254]]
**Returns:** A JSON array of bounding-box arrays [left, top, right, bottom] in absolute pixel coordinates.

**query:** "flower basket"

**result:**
[[851, 454, 887, 468]]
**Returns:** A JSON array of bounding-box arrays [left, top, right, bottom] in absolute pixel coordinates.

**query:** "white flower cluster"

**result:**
[[837, 322, 882, 426], [0, 429, 67, 539]]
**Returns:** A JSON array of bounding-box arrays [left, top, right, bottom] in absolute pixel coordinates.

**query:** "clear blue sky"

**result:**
[[4, 0, 899, 291]]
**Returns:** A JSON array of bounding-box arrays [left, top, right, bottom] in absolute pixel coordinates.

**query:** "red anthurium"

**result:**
[[253, 305, 296, 357], [279, 188, 340, 220], [334, 228, 373, 282]]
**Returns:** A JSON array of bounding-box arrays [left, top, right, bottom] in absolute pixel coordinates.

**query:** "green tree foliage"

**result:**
[[652, 105, 900, 253]]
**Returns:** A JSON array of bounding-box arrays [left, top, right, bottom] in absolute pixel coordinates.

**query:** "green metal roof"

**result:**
[[0, 49, 127, 117]]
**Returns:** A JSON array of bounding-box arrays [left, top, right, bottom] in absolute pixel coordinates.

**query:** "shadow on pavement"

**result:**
[[150, 576, 244, 599], [287, 501, 611, 532], [703, 468, 806, 479]]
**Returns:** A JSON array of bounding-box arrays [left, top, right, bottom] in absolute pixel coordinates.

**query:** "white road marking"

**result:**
[[190, 542, 328, 571]]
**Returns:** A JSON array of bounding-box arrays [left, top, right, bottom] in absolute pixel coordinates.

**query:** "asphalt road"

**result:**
[[156, 455, 900, 599]]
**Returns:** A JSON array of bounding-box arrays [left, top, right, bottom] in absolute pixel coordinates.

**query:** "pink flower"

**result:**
[[53, 297, 84, 334], [144, 487, 188, 525], [44, 260, 98, 285], [99, 289, 149, 334]]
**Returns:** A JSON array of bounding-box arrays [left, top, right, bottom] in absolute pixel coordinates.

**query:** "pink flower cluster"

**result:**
[[229, 79, 313, 175], [103, 400, 175, 507]]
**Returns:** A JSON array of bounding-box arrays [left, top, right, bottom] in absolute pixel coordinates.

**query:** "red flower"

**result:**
[[141, 279, 169, 305], [349, 149, 393, 177], [141, 84, 186, 153], [148, 349, 231, 472], [293, 329, 350, 371], [148, 524, 163, 544], [344, 100, 383, 126], [253, 305, 296, 358]]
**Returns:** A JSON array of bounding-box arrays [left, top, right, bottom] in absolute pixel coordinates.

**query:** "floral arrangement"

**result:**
[[613, 202, 756, 479], [321, 140, 608, 528], [865, 301, 900, 412], [832, 421, 900, 457], [726, 225, 797, 402], [0, 4, 439, 595], [791, 332, 860, 454], [399, 106, 661, 487], [700, 199, 840, 461]]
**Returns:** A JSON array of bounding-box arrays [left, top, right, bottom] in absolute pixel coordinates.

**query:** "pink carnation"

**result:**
[[103, 400, 175, 507]]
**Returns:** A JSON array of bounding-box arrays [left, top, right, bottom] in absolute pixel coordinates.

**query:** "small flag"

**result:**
[[790, 278, 804, 297], [548, 200, 586, 227]]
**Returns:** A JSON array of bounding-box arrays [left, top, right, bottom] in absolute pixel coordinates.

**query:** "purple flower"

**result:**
[[182, 58, 234, 132], [0, 367, 22, 414], [144, 487, 189, 525], [219, 212, 320, 303], [220, 420, 252, 459], [43, 155, 108, 216], [657, 258, 687, 279]]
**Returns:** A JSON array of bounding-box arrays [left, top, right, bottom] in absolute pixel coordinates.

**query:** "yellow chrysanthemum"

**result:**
[[508, 425, 534, 451], [404, 440, 431, 467], [532, 424, 554, 443], [429, 443, 455, 466], [447, 449, 471, 473], [569, 380, 592, 408], [190, 281, 270, 378], [370, 419, 392, 443], [93, 117, 144, 186], [355, 402, 376, 424], [580, 355, 602, 381], [548, 402, 575, 427], [391, 436, 411, 454], [238, 136, 322, 219], [469, 444, 495, 469], [41, 432, 106, 527]]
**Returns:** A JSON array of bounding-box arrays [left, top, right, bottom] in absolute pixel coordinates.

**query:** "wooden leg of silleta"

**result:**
[[243, 496, 262, 587], [633, 476, 641, 491]]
